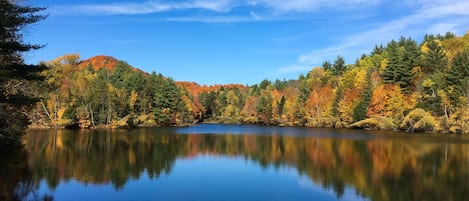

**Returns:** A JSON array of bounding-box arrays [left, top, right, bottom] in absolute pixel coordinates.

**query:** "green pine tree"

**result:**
[[447, 49, 469, 105], [256, 93, 272, 124], [322, 60, 332, 71], [352, 71, 373, 122], [1, 1, 46, 146], [277, 96, 286, 116], [383, 40, 413, 93], [422, 39, 448, 73], [332, 55, 346, 76], [331, 85, 344, 118]]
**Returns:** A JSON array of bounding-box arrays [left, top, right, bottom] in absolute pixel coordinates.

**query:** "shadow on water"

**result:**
[[4, 125, 469, 201], [0, 143, 53, 201]]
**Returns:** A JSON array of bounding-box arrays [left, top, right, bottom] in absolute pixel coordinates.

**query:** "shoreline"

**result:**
[[27, 121, 456, 135]]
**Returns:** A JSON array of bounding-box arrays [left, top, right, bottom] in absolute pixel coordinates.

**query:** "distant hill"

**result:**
[[78, 55, 119, 71], [78, 55, 145, 74]]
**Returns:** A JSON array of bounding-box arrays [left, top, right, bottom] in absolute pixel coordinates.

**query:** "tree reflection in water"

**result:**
[[0, 145, 53, 201], [10, 128, 469, 201]]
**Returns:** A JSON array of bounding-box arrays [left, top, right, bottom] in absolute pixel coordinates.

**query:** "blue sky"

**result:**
[[24, 0, 469, 85]]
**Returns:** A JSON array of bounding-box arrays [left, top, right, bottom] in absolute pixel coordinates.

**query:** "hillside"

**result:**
[[79, 55, 120, 71], [30, 31, 469, 133], [31, 54, 194, 128]]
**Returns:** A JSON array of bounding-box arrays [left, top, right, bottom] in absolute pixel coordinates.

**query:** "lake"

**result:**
[[2, 124, 469, 201]]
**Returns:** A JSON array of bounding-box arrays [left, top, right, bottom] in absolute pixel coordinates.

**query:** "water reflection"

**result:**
[[0, 146, 53, 201], [11, 127, 469, 200]]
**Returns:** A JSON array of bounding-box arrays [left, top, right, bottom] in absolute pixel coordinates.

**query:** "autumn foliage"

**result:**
[[30, 31, 469, 133]]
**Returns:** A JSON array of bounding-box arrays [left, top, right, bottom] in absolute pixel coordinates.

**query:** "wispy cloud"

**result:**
[[277, 65, 312, 74], [53, 0, 235, 15], [272, 0, 469, 76], [249, 11, 262, 20], [297, 0, 469, 66], [426, 23, 460, 35], [266, 64, 312, 80], [165, 15, 262, 23], [299, 47, 347, 65], [250, 0, 381, 12], [53, 0, 382, 16]]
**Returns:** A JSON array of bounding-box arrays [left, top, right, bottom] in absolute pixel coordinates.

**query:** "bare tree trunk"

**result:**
[[40, 101, 56, 129], [89, 103, 95, 127], [106, 70, 112, 125], [316, 102, 320, 120], [444, 104, 449, 121], [107, 98, 112, 125], [55, 89, 60, 125]]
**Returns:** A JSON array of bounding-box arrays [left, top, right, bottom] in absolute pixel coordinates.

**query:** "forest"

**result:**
[[28, 31, 469, 134]]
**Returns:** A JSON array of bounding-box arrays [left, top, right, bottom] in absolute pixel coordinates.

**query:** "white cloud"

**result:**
[[164, 10, 265, 23], [297, 0, 469, 66], [249, 11, 261, 20], [54, 0, 381, 16], [277, 65, 312, 74], [273, 0, 469, 76], [250, 0, 380, 12], [54, 0, 235, 15], [299, 46, 345, 64], [165, 15, 261, 23], [427, 23, 459, 35]]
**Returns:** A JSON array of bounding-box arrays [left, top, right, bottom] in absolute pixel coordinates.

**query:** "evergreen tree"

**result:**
[[298, 80, 310, 104], [110, 61, 133, 88], [152, 74, 183, 125], [0, 0, 46, 146], [322, 60, 332, 71], [331, 85, 344, 118], [418, 76, 443, 115], [401, 37, 420, 69], [218, 90, 228, 115], [424, 34, 436, 42], [447, 49, 469, 104], [199, 91, 218, 118], [298, 73, 306, 81], [372, 44, 385, 55], [277, 96, 286, 116], [401, 37, 419, 91], [383, 41, 401, 82], [422, 39, 448, 73], [87, 68, 113, 125], [352, 71, 373, 122], [332, 55, 346, 76], [383, 40, 413, 93], [250, 84, 260, 96], [444, 32, 455, 39], [259, 79, 271, 90], [256, 94, 272, 124], [273, 79, 287, 90]]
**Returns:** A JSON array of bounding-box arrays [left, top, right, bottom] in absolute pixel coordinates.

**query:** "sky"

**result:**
[[24, 0, 469, 85]]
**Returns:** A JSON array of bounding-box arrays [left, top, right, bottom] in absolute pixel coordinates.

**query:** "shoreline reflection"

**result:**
[[11, 128, 469, 201]]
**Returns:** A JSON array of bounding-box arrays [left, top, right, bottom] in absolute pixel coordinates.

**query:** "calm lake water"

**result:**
[[2, 124, 469, 201]]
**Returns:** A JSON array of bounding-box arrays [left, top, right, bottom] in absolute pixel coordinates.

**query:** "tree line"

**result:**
[[1, 1, 468, 136], [181, 32, 469, 134], [29, 55, 195, 128], [30, 32, 469, 134]]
